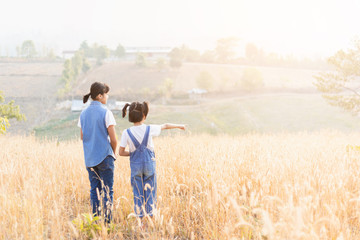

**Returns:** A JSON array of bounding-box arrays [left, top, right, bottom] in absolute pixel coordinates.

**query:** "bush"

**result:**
[[196, 71, 213, 90], [135, 53, 147, 68], [240, 67, 264, 91]]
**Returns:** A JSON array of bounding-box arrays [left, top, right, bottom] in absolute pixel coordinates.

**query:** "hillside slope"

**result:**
[[72, 61, 319, 98], [0, 62, 63, 133], [35, 94, 360, 141], [1, 60, 348, 137]]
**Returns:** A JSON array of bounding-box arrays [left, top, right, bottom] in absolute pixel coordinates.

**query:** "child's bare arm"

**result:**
[[107, 125, 118, 154], [119, 147, 130, 156], [161, 123, 186, 130]]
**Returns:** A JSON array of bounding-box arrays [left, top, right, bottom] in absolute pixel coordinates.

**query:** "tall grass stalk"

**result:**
[[1, 132, 360, 239]]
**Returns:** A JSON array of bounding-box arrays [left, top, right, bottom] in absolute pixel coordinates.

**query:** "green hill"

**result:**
[[34, 94, 360, 141]]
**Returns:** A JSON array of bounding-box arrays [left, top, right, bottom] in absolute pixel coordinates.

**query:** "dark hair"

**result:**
[[122, 101, 149, 123], [83, 82, 110, 103]]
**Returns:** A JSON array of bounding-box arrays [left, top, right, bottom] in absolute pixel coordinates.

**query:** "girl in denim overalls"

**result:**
[[78, 82, 118, 223], [119, 101, 185, 219]]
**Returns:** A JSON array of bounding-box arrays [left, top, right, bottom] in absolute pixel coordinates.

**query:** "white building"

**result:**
[[187, 88, 208, 101], [62, 50, 77, 59], [71, 100, 127, 112], [71, 100, 90, 112], [123, 47, 172, 61]]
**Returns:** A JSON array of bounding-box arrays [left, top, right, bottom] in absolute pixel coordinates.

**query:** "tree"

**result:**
[[80, 41, 110, 63], [59, 50, 91, 96], [158, 78, 174, 103], [71, 51, 84, 77], [196, 71, 213, 90], [156, 57, 166, 71], [93, 45, 110, 65], [80, 41, 91, 58], [46, 49, 56, 60], [114, 44, 125, 58], [58, 59, 75, 96], [16, 46, 21, 57], [245, 43, 265, 64], [180, 45, 201, 62], [314, 40, 360, 113], [240, 68, 264, 91], [215, 37, 239, 63], [21, 40, 37, 58], [135, 53, 147, 67], [82, 57, 91, 73], [169, 47, 183, 68], [0, 91, 26, 134], [200, 50, 216, 63], [245, 43, 259, 61], [163, 78, 173, 97]]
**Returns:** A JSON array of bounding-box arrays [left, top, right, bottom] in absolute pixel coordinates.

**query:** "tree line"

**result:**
[[58, 41, 125, 96], [3, 39, 327, 70], [167, 37, 327, 70]]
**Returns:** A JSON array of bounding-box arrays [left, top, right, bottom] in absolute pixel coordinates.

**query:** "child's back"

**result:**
[[122, 124, 157, 217], [119, 101, 185, 219], [120, 124, 161, 154]]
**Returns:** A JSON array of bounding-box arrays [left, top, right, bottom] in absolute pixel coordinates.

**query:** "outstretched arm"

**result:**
[[161, 123, 186, 130]]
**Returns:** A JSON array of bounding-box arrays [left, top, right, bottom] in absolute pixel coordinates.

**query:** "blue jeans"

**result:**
[[86, 155, 114, 223], [130, 160, 157, 217]]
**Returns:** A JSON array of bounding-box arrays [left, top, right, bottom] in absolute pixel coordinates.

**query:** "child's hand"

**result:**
[[162, 123, 186, 130]]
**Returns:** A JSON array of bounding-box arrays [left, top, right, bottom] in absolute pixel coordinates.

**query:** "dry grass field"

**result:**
[[2, 132, 360, 239]]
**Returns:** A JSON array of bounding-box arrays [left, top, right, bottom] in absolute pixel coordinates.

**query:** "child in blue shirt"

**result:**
[[78, 82, 117, 223], [119, 101, 185, 219]]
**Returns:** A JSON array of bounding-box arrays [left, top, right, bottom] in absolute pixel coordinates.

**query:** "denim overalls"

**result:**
[[127, 125, 157, 217]]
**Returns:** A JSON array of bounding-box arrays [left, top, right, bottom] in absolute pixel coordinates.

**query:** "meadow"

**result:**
[[2, 132, 360, 239], [34, 94, 360, 141]]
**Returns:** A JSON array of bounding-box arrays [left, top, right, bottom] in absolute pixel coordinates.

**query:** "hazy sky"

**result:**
[[1, 0, 360, 58]]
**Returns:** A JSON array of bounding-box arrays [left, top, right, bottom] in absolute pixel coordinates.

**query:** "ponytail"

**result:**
[[143, 101, 149, 117], [123, 101, 150, 123], [83, 82, 110, 103], [122, 103, 130, 118], [83, 93, 91, 103]]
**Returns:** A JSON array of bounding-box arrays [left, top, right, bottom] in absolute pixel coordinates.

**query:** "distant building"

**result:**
[[62, 47, 172, 61], [188, 88, 207, 95], [62, 50, 77, 59], [187, 88, 208, 101], [55, 100, 72, 110], [124, 47, 172, 61], [71, 100, 90, 112], [106, 100, 127, 111], [71, 100, 127, 112]]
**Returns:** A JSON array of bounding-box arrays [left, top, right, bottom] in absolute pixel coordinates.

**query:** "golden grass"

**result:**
[[1, 132, 360, 239]]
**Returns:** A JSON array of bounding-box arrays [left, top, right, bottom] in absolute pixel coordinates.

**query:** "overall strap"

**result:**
[[127, 129, 140, 148], [140, 126, 151, 146]]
